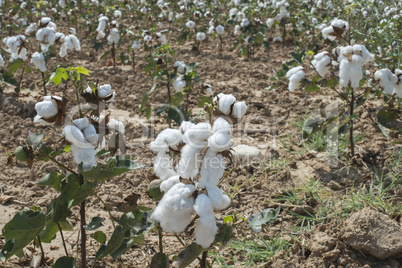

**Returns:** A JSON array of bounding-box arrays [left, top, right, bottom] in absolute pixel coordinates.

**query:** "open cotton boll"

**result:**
[[83, 124, 99, 145], [160, 175, 180, 192], [173, 77, 186, 92], [312, 52, 331, 77], [69, 35, 81, 51], [156, 33, 167, 44], [374, 69, 397, 95], [174, 61, 186, 73], [73, 118, 90, 130], [232, 101, 247, 119], [153, 151, 177, 180], [216, 25, 224, 35], [331, 19, 348, 29], [266, 18, 275, 28], [132, 40, 141, 50], [31, 52, 46, 72], [70, 145, 96, 171], [25, 23, 38, 36], [352, 44, 374, 65], [206, 184, 231, 210], [63, 125, 87, 145], [36, 27, 56, 51], [199, 149, 225, 188], [150, 128, 182, 153], [107, 28, 120, 44], [196, 32, 206, 41], [286, 66, 305, 92], [186, 20, 195, 29], [34, 96, 58, 124], [97, 16, 108, 33], [0, 54, 4, 67], [208, 26, 215, 34], [151, 183, 195, 233], [98, 84, 112, 98], [180, 121, 195, 134], [321, 26, 336, 41], [218, 94, 236, 115], [208, 132, 230, 152], [212, 117, 231, 134], [107, 119, 125, 134], [194, 194, 217, 248], [96, 31, 106, 40], [234, 25, 241, 35], [183, 123, 212, 145], [177, 142, 206, 179]]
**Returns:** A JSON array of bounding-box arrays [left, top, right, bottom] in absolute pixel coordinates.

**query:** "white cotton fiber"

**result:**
[[286, 66, 305, 92], [311, 52, 331, 77], [180, 121, 195, 134], [208, 132, 231, 152], [160, 175, 181, 192], [83, 124, 99, 145], [173, 77, 186, 92], [153, 151, 177, 181], [107, 28, 120, 44], [199, 149, 225, 188], [73, 118, 90, 130], [173, 61, 186, 73], [63, 125, 87, 145], [232, 101, 247, 119], [194, 194, 218, 248], [107, 119, 125, 134], [34, 96, 57, 119], [177, 141, 206, 179], [374, 69, 397, 95], [218, 94, 236, 115], [150, 128, 182, 152], [31, 52, 46, 72], [212, 118, 231, 134], [206, 184, 231, 210], [98, 84, 112, 98], [70, 145, 96, 171], [394, 69, 402, 98], [182, 123, 211, 145], [151, 183, 195, 233]]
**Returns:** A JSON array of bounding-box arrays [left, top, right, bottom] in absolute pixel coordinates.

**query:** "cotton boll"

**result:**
[[177, 142, 206, 179], [338, 45, 370, 89], [232, 101, 247, 119], [180, 121, 195, 134], [36, 27, 56, 51], [215, 25, 224, 35], [34, 96, 58, 123], [234, 25, 241, 35], [208, 132, 230, 152], [240, 18, 249, 27], [63, 125, 87, 145], [107, 119, 125, 134], [59, 43, 67, 58], [212, 118, 231, 134], [73, 118, 90, 130], [206, 184, 231, 210], [183, 123, 212, 145], [69, 35, 81, 51], [31, 52, 46, 72], [353, 44, 374, 64], [173, 77, 186, 92], [70, 145, 96, 171], [331, 19, 348, 30], [174, 61, 186, 73], [266, 18, 275, 28], [160, 175, 180, 192], [156, 32, 167, 44], [150, 128, 182, 153], [0, 54, 4, 67], [218, 94, 236, 115], [321, 26, 336, 41], [196, 32, 206, 41], [25, 23, 38, 36], [97, 16, 108, 33], [194, 194, 217, 248], [186, 20, 195, 29], [199, 149, 225, 188], [98, 84, 112, 98], [208, 26, 215, 34], [151, 183, 195, 233], [107, 28, 120, 44], [374, 69, 397, 95], [132, 40, 141, 50], [311, 52, 331, 77], [286, 66, 305, 92], [96, 31, 106, 40], [83, 124, 99, 145]]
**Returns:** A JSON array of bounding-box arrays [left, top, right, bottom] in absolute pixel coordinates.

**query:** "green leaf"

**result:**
[[79, 156, 146, 182], [95, 149, 110, 157], [8, 59, 24, 75], [305, 84, 321, 92], [84, 217, 104, 231], [376, 122, 390, 137], [197, 96, 212, 108], [109, 229, 141, 258], [172, 243, 203, 268], [213, 223, 233, 246], [263, 41, 270, 50], [323, 76, 339, 87], [53, 256, 76, 268], [145, 106, 152, 120], [290, 50, 305, 64], [185, 62, 200, 73], [100, 51, 110, 60], [377, 110, 398, 128], [1, 209, 46, 260], [39, 171, 64, 192], [39, 221, 58, 243], [71, 181, 95, 206], [248, 207, 280, 232], [150, 253, 169, 268], [90, 231, 107, 244], [96, 226, 125, 259], [139, 92, 149, 112]]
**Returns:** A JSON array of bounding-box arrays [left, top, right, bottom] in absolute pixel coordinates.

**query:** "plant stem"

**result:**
[[158, 224, 163, 254], [94, 193, 116, 229], [57, 221, 69, 257], [79, 175, 87, 268], [37, 235, 46, 265], [200, 250, 208, 268], [174, 234, 186, 247], [41, 72, 47, 95], [47, 155, 79, 175], [349, 86, 355, 157]]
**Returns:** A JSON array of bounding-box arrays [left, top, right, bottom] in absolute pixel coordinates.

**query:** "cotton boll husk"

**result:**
[[70, 145, 96, 171], [199, 149, 225, 188], [151, 183, 195, 233], [311, 52, 331, 77], [194, 195, 217, 248], [154, 151, 177, 180], [286, 67, 305, 92], [63, 125, 87, 145], [160, 175, 180, 192], [232, 101, 247, 119], [177, 141, 207, 179], [150, 128, 182, 152], [31, 52, 46, 72], [218, 94, 236, 115], [34, 96, 57, 116], [83, 124, 99, 145], [208, 132, 230, 152], [374, 69, 397, 95], [206, 184, 231, 210], [212, 118, 231, 134], [182, 123, 212, 145]]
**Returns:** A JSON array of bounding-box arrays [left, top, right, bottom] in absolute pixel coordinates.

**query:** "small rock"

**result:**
[[232, 145, 262, 165], [342, 207, 402, 259]]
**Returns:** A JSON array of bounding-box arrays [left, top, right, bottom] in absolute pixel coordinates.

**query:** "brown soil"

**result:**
[[0, 26, 401, 268]]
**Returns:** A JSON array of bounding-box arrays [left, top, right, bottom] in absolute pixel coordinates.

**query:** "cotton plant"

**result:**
[[149, 115, 239, 265], [5, 66, 145, 267], [36, 17, 57, 53], [213, 93, 248, 120], [59, 28, 81, 58]]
